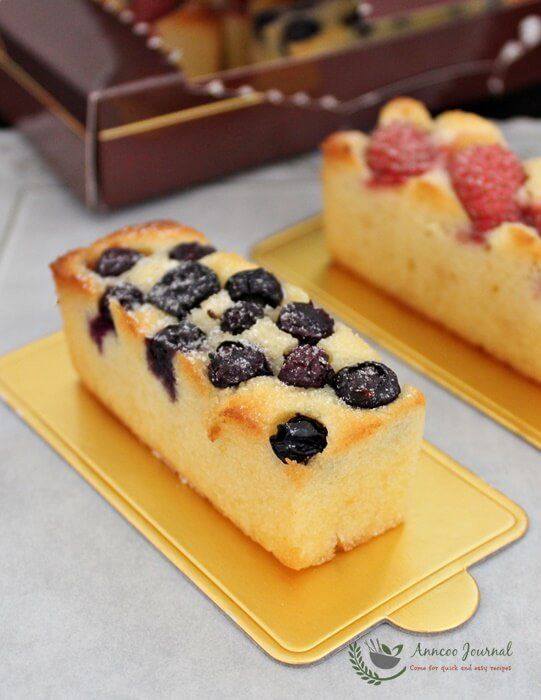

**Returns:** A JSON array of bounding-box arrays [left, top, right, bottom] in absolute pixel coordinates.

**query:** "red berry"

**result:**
[[131, 0, 177, 24], [366, 122, 439, 184], [523, 205, 541, 235], [448, 145, 525, 235]]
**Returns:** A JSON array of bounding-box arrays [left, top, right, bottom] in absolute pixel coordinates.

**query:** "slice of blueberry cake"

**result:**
[[323, 97, 541, 385], [51, 220, 425, 569], [249, 0, 364, 64]]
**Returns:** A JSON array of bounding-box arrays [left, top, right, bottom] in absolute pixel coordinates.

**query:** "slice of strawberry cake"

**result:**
[[323, 97, 541, 384]]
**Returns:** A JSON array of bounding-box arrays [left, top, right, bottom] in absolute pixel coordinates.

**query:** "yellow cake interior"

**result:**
[[323, 98, 541, 384]]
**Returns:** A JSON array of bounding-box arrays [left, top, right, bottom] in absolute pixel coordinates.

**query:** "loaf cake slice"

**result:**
[[51, 220, 425, 570], [323, 97, 541, 384], [248, 0, 362, 63], [153, 3, 223, 77]]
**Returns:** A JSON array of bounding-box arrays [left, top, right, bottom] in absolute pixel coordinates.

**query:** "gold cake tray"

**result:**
[[0, 333, 527, 664], [252, 215, 541, 450]]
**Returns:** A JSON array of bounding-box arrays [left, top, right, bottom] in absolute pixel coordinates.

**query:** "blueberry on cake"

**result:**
[[249, 0, 363, 63], [323, 97, 541, 385], [51, 220, 425, 569]]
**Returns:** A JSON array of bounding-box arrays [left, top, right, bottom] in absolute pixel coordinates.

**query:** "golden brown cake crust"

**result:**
[[323, 109, 541, 265], [51, 220, 207, 281]]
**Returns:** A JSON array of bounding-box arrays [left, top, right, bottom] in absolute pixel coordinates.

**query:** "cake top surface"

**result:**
[[51, 220, 424, 466], [323, 97, 541, 255]]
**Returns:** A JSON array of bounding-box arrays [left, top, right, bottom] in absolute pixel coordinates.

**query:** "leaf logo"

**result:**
[[348, 639, 407, 685]]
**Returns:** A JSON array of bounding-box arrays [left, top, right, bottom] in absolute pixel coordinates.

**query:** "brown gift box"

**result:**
[[1, 0, 541, 210]]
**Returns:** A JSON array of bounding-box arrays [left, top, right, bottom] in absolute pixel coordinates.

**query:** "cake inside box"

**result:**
[[95, 0, 525, 79]]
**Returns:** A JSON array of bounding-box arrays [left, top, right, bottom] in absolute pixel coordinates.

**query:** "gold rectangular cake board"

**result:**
[[0, 333, 527, 664], [252, 215, 541, 450]]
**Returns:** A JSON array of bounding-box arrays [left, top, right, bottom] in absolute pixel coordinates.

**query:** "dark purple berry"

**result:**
[[89, 283, 144, 351], [342, 10, 373, 35], [99, 284, 144, 320], [220, 301, 264, 335], [331, 361, 401, 409], [169, 242, 216, 262], [342, 9, 359, 26], [94, 247, 142, 277], [89, 314, 113, 351], [277, 302, 334, 344], [356, 20, 373, 36], [208, 341, 272, 388], [278, 345, 332, 388], [253, 8, 281, 38], [146, 322, 206, 400], [225, 268, 283, 308], [283, 17, 321, 45], [148, 262, 220, 318], [270, 415, 327, 464]]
